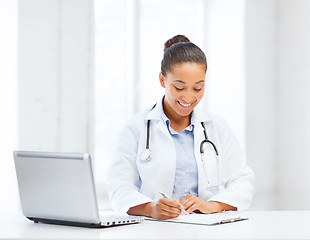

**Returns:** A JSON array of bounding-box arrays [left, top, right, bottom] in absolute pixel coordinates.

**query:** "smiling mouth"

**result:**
[[178, 100, 195, 108]]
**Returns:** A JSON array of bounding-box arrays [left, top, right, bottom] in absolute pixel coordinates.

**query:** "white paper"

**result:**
[[146, 211, 247, 225]]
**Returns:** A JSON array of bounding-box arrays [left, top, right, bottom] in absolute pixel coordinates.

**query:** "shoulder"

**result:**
[[194, 104, 228, 127], [206, 112, 229, 127], [121, 106, 153, 133], [195, 106, 234, 140], [205, 113, 239, 146]]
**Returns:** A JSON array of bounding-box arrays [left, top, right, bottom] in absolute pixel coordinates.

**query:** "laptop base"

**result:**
[[27, 217, 104, 228], [27, 217, 142, 228]]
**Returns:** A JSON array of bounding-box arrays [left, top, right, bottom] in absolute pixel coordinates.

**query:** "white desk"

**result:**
[[0, 211, 309, 240]]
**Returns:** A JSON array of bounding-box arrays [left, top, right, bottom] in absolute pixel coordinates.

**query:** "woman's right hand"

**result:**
[[148, 198, 182, 220], [127, 198, 182, 220]]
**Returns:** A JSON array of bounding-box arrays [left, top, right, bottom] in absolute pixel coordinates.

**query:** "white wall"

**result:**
[[203, 0, 246, 147], [246, 0, 310, 210], [18, 0, 94, 153], [275, 0, 310, 210], [0, 0, 19, 212], [245, 0, 277, 210]]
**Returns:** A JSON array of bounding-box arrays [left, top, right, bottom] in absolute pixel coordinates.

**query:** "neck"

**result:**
[[162, 99, 191, 133]]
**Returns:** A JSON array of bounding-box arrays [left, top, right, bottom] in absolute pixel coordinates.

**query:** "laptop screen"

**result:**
[[14, 151, 100, 224]]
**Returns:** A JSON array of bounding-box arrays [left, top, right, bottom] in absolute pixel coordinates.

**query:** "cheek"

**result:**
[[197, 91, 204, 99], [166, 86, 179, 98], [197, 88, 205, 99]]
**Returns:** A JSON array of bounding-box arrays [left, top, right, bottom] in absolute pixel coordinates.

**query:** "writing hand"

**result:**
[[150, 198, 182, 220]]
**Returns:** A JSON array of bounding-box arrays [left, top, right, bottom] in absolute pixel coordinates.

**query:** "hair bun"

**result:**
[[164, 35, 190, 52]]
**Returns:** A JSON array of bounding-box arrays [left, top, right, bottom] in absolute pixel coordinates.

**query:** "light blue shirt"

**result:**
[[160, 109, 199, 200]]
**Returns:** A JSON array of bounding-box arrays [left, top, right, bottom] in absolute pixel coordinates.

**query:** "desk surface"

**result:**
[[0, 211, 309, 240]]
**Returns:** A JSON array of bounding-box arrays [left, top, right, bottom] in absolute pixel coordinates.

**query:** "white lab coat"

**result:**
[[106, 97, 254, 213]]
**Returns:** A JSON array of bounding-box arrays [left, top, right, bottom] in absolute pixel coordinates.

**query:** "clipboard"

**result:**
[[145, 211, 248, 226]]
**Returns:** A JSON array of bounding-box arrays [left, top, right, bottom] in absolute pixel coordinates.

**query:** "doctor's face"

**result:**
[[159, 62, 206, 118]]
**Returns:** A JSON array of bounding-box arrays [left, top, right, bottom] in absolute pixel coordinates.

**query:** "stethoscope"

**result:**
[[200, 122, 220, 189], [140, 107, 220, 188]]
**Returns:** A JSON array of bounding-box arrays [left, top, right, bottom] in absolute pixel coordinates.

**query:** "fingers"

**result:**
[[153, 198, 182, 219], [158, 198, 182, 215], [180, 194, 193, 206], [181, 195, 217, 214], [185, 203, 198, 214], [180, 194, 198, 213]]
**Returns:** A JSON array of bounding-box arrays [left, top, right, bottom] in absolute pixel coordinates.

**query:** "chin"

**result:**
[[177, 102, 198, 115], [175, 107, 194, 117]]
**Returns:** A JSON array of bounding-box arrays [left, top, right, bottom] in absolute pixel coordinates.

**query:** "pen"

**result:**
[[159, 191, 189, 215], [210, 217, 249, 225]]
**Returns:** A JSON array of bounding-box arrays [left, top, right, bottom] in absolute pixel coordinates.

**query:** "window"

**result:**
[[94, 0, 128, 180]]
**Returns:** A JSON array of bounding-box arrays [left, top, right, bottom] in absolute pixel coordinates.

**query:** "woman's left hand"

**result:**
[[180, 194, 211, 214], [180, 194, 237, 214]]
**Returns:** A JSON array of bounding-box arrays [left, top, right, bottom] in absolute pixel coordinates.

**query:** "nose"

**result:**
[[182, 90, 196, 103]]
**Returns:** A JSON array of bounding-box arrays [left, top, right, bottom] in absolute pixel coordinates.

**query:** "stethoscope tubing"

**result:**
[[200, 122, 219, 156], [142, 106, 220, 188], [200, 122, 220, 189], [146, 120, 151, 150]]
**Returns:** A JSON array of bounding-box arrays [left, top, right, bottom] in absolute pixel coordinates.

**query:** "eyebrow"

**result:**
[[173, 80, 205, 84]]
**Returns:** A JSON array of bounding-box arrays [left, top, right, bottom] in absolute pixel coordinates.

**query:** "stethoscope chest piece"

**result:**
[[141, 148, 151, 162]]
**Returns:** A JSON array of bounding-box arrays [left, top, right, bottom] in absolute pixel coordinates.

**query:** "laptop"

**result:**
[[13, 150, 144, 228]]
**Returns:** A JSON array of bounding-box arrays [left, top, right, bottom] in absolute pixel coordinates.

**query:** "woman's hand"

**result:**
[[149, 198, 183, 220], [127, 198, 183, 220], [180, 194, 237, 214]]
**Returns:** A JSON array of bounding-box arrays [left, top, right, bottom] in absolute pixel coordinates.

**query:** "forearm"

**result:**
[[205, 201, 237, 213], [127, 202, 154, 217], [128, 199, 183, 220], [207, 170, 255, 212]]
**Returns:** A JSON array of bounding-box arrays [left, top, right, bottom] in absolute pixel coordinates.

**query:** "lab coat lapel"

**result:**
[[144, 96, 171, 138], [144, 97, 176, 198], [192, 105, 210, 153], [193, 118, 206, 196], [154, 109, 175, 197], [191, 105, 213, 200]]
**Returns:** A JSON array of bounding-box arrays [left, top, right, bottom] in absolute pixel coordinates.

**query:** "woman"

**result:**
[[106, 35, 254, 220]]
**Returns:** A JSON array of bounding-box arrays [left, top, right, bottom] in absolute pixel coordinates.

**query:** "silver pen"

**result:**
[[159, 191, 189, 215]]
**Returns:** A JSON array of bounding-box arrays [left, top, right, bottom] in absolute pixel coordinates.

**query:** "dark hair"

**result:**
[[164, 35, 190, 52], [161, 35, 207, 77]]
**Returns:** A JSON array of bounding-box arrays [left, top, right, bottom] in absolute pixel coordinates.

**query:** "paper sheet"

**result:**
[[146, 211, 248, 226]]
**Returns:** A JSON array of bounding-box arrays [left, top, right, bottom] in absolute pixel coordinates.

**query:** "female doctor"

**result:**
[[106, 35, 254, 220]]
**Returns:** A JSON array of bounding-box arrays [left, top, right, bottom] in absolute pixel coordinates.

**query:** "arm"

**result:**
[[105, 118, 153, 213], [181, 195, 237, 214], [207, 119, 255, 211], [127, 198, 183, 219]]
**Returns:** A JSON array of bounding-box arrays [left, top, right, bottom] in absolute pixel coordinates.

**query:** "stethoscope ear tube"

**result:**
[[200, 139, 219, 156], [141, 105, 157, 162], [200, 123, 219, 156], [200, 122, 220, 189], [146, 105, 156, 150], [140, 119, 152, 162], [146, 120, 151, 150]]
